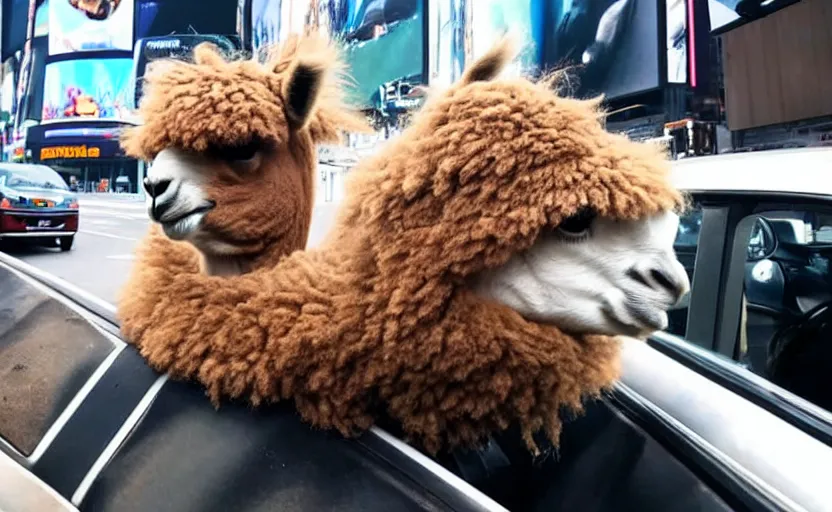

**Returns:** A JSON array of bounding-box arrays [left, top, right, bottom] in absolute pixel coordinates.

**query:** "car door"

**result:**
[[657, 189, 832, 444]]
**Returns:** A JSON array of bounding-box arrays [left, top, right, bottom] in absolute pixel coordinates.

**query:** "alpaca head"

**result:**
[[121, 34, 367, 266], [339, 36, 689, 339]]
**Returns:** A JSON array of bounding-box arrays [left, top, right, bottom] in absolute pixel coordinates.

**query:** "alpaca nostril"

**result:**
[[627, 266, 687, 302], [143, 178, 172, 198], [650, 267, 686, 300]]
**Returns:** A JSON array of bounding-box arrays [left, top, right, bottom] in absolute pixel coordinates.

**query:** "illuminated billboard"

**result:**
[[709, 0, 741, 32], [543, 0, 660, 100], [34, 0, 50, 37], [666, 0, 688, 84], [49, 0, 135, 56], [470, 0, 543, 76], [251, 0, 282, 54], [339, 0, 426, 110], [41, 58, 133, 121], [427, 0, 466, 87]]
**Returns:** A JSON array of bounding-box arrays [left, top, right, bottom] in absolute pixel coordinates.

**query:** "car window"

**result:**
[[667, 206, 702, 338], [0, 166, 69, 191], [739, 209, 832, 412]]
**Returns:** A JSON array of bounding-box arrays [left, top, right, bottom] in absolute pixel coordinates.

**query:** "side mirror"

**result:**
[[747, 217, 777, 261]]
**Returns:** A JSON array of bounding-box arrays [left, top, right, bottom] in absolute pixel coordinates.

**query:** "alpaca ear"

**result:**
[[460, 34, 520, 85], [281, 58, 326, 129], [193, 42, 227, 66]]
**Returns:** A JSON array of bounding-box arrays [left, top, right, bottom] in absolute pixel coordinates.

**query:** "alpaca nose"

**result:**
[[143, 177, 172, 198], [628, 259, 690, 305]]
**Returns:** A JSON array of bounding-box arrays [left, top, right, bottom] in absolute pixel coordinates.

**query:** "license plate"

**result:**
[[37, 219, 51, 227], [33, 198, 54, 207]]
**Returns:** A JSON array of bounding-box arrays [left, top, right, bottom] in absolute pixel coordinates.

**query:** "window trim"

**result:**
[[682, 205, 731, 349], [648, 331, 832, 448]]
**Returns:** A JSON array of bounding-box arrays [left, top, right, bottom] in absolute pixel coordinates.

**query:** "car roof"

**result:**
[[671, 146, 832, 197]]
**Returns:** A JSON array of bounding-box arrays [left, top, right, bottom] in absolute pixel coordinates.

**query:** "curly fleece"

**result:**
[[121, 33, 368, 161], [119, 37, 684, 455]]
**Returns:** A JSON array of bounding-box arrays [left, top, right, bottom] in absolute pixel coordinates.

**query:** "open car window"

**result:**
[[660, 196, 832, 441]]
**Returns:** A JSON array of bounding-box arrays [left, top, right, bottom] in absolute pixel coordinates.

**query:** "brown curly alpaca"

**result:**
[[119, 37, 688, 456], [119, 33, 368, 279]]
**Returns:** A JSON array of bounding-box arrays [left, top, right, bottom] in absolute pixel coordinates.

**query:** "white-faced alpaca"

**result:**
[[119, 33, 368, 278], [119, 36, 690, 456]]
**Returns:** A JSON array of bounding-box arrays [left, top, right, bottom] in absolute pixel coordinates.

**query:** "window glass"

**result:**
[[740, 209, 832, 412], [667, 206, 702, 337]]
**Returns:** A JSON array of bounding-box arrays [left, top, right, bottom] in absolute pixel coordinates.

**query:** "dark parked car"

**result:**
[[0, 163, 79, 251]]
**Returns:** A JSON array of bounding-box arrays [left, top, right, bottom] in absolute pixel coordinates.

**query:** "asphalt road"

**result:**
[[5, 195, 341, 305]]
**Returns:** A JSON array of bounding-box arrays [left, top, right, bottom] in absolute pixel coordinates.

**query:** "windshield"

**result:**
[[0, 166, 70, 191]]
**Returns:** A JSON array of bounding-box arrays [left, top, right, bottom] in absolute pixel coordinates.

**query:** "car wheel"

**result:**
[[59, 236, 74, 252]]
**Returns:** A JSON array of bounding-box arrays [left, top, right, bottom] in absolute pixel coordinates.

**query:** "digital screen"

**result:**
[[543, 0, 660, 100], [34, 0, 49, 37], [666, 0, 687, 84], [134, 0, 239, 40], [2, 0, 30, 61], [41, 58, 133, 121], [49, 0, 135, 56], [427, 0, 466, 87], [709, 0, 741, 32], [251, 0, 282, 54], [470, 0, 544, 77], [1, 71, 16, 115], [331, 0, 426, 110]]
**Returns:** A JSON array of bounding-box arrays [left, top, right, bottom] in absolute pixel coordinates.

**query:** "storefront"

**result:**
[[25, 120, 142, 194]]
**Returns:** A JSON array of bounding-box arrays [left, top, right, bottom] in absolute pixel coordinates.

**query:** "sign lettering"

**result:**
[[40, 145, 102, 160], [146, 39, 182, 50]]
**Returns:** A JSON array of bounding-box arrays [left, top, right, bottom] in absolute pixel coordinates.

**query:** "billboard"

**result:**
[[666, 0, 687, 84], [427, 0, 466, 87], [337, 0, 426, 110], [49, 0, 134, 56], [709, 0, 740, 32], [134, 0, 239, 40], [41, 58, 133, 121], [251, 0, 282, 54], [542, 0, 659, 100], [34, 0, 49, 37], [470, 0, 543, 77]]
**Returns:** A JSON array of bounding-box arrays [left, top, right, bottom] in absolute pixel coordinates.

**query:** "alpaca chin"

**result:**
[[198, 252, 253, 277]]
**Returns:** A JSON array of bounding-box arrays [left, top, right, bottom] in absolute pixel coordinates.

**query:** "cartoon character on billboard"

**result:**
[[68, 0, 122, 21], [63, 86, 100, 117]]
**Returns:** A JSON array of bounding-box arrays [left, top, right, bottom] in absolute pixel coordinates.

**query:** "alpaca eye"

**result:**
[[557, 208, 596, 238], [223, 141, 260, 162]]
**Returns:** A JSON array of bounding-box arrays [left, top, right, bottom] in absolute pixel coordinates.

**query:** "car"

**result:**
[[0, 163, 79, 251], [663, 147, 832, 416], [2, 149, 832, 510]]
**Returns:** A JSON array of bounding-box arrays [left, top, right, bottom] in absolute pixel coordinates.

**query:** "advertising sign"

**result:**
[[427, 0, 467, 87], [666, 0, 688, 84], [41, 58, 133, 121], [470, 0, 543, 77], [543, 0, 660, 100], [49, 0, 135, 55]]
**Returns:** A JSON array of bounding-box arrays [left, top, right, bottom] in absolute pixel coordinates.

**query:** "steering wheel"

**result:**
[[765, 300, 832, 411]]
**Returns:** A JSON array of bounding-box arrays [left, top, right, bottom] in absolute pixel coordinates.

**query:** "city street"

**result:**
[[4, 194, 341, 304]]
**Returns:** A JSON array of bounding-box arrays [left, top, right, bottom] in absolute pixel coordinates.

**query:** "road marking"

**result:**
[[88, 219, 118, 226], [80, 207, 147, 220], [106, 254, 135, 260], [77, 198, 146, 210], [78, 229, 139, 242]]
